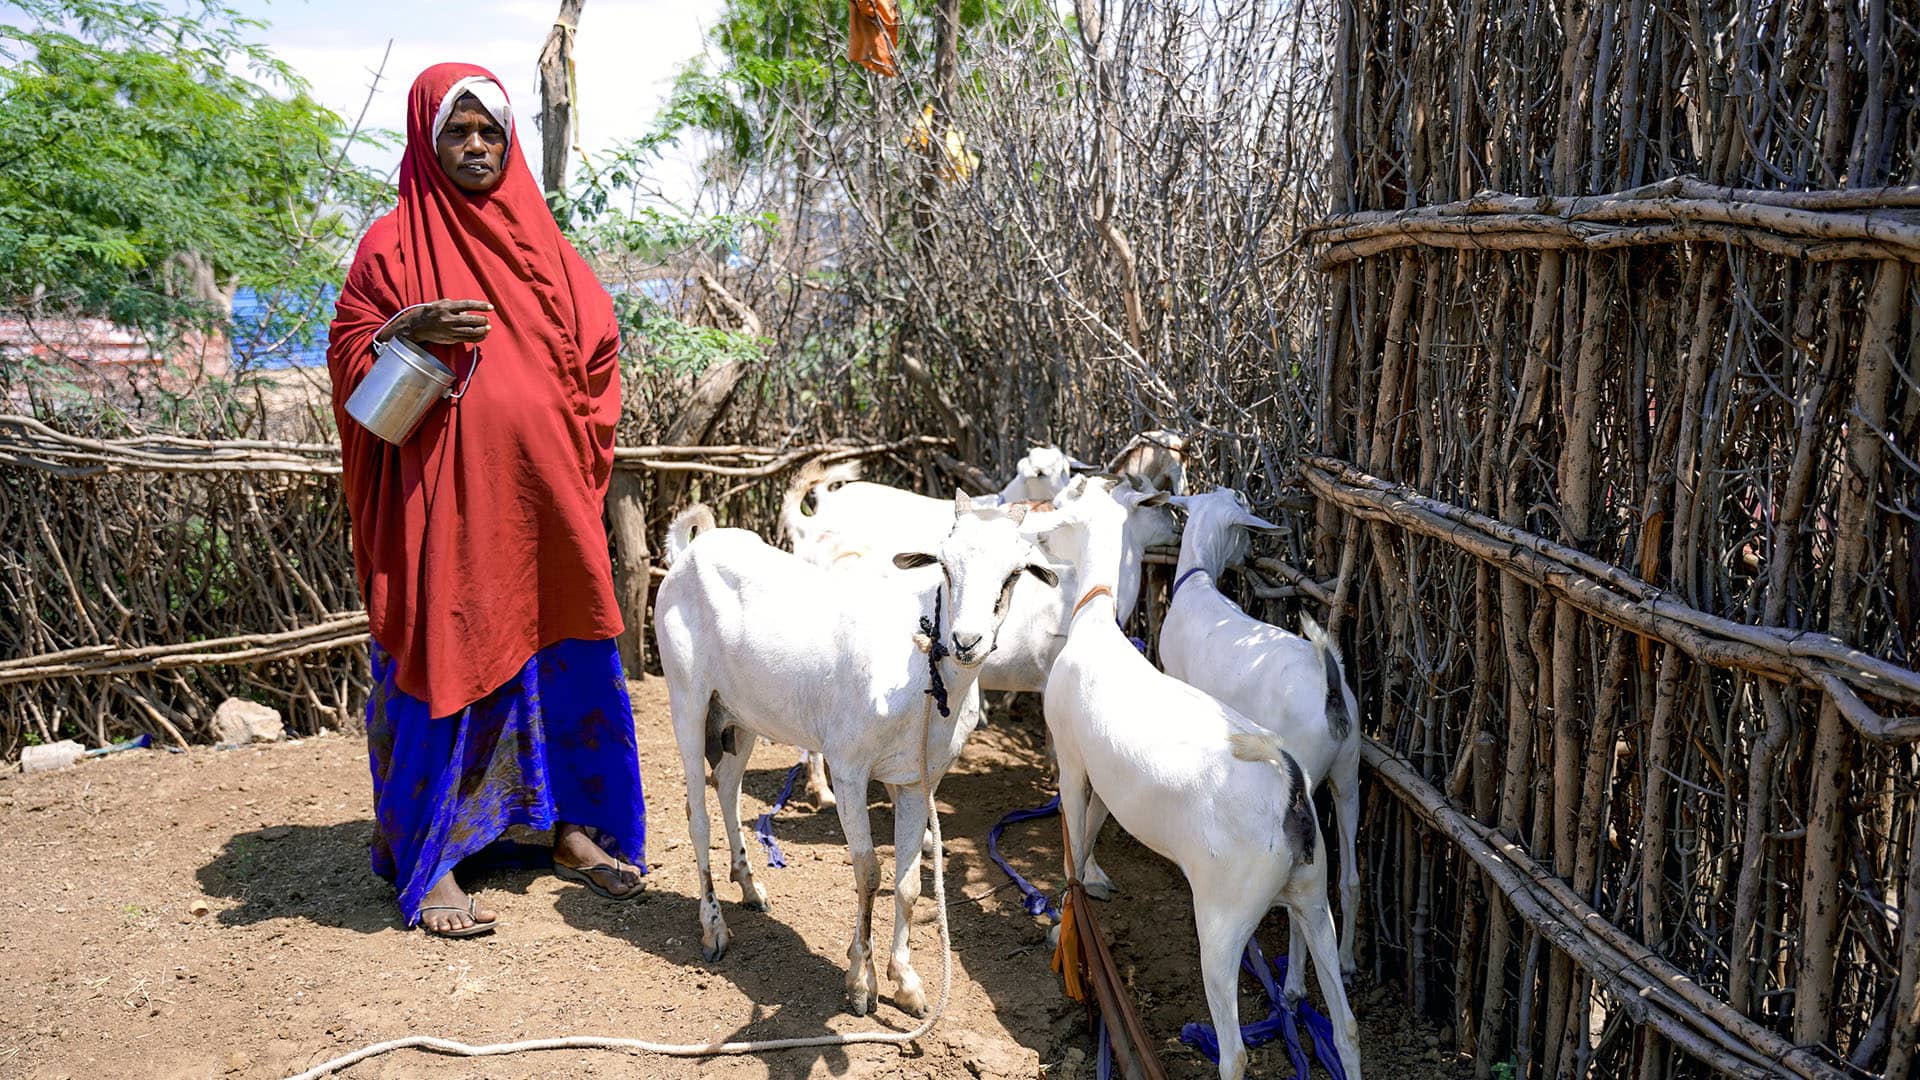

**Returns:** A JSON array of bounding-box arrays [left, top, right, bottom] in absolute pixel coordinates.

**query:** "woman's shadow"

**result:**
[[196, 820, 402, 933]]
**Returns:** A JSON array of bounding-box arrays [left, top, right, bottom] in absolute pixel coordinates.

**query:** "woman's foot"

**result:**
[[418, 871, 496, 935], [553, 822, 644, 900]]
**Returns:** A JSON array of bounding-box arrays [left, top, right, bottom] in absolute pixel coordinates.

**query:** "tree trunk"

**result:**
[[644, 275, 760, 528]]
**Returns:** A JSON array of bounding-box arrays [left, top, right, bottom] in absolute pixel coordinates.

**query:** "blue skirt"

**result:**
[[365, 637, 647, 924]]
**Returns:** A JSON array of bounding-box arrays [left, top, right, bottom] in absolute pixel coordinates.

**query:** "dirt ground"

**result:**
[[0, 679, 1471, 1080]]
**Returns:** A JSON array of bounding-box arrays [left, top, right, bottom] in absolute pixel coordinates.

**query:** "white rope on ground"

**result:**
[[286, 692, 958, 1079]]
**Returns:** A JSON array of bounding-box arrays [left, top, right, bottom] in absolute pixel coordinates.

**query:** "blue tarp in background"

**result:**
[[229, 286, 336, 369]]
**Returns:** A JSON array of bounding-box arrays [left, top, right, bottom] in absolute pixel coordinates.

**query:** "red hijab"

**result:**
[[328, 63, 623, 717]]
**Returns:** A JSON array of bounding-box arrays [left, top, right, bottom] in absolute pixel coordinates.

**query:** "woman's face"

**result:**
[[436, 93, 507, 193]]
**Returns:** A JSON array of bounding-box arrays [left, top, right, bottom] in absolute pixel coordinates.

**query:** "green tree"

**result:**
[[0, 0, 390, 339]]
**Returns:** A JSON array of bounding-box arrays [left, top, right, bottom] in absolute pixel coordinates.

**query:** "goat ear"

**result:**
[[893, 551, 939, 570], [1024, 563, 1060, 587], [1068, 457, 1097, 472], [954, 489, 972, 518], [1139, 490, 1170, 508], [1166, 494, 1193, 511], [1004, 502, 1029, 525], [1238, 510, 1283, 535]]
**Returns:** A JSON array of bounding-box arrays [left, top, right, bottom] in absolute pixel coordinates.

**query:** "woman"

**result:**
[[327, 63, 645, 937]]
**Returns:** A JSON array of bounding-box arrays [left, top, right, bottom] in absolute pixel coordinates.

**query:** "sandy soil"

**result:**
[[0, 680, 1470, 1080]]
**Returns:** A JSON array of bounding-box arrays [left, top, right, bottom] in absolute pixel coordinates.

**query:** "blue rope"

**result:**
[[1170, 566, 1207, 602], [1178, 935, 1348, 1080], [753, 755, 807, 869], [987, 796, 1061, 921], [1095, 1012, 1114, 1080]]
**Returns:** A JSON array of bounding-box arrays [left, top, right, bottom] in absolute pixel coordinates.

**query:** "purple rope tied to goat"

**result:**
[[986, 612, 1142, 922], [1095, 1012, 1115, 1080], [988, 796, 1062, 920], [1179, 936, 1348, 1080], [753, 755, 807, 869]]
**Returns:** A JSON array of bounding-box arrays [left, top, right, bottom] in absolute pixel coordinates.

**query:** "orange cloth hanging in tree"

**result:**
[[847, 0, 900, 77]]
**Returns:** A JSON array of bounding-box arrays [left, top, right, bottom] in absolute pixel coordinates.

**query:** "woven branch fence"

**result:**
[[6, 0, 1920, 1075], [0, 412, 952, 756], [1307, 1, 1920, 1077]]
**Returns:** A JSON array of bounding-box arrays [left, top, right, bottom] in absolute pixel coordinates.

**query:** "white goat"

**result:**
[[994, 444, 1093, 503], [782, 460, 1178, 809], [780, 447, 1084, 567], [654, 495, 1059, 1018], [1105, 429, 1187, 495], [1041, 478, 1361, 1080], [781, 459, 957, 572], [1158, 487, 1362, 984]]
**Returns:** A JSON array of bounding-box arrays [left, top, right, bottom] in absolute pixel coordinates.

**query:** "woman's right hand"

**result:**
[[378, 299, 494, 345]]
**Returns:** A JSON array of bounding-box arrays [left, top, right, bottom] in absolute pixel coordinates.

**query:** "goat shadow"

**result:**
[[691, 704, 1086, 1069], [551, 756, 942, 1079]]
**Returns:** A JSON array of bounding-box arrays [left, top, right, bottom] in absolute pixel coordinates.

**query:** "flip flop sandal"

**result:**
[[554, 862, 646, 902], [418, 897, 496, 938]]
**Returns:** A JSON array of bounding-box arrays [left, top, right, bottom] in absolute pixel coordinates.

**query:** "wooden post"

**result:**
[[605, 468, 650, 679], [537, 0, 585, 199]]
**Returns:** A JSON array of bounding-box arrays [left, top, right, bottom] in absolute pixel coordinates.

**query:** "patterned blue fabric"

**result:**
[[365, 636, 647, 925]]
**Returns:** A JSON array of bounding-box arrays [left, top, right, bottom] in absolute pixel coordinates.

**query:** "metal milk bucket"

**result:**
[[344, 336, 466, 445]]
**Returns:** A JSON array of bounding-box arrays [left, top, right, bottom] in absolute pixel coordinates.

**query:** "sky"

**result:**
[[227, 0, 724, 202]]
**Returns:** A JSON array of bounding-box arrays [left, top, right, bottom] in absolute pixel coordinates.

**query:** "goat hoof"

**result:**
[[847, 991, 872, 1017], [807, 789, 837, 811], [741, 885, 771, 912], [1082, 859, 1115, 900], [1045, 923, 1061, 952], [894, 983, 929, 1018], [701, 925, 730, 962]]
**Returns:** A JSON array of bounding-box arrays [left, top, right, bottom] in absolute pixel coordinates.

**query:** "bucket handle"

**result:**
[[448, 346, 482, 402], [371, 302, 435, 345]]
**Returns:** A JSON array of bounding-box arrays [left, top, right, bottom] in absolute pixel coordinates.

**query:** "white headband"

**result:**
[[431, 76, 513, 151]]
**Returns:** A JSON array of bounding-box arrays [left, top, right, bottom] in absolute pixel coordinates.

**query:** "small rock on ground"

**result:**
[[211, 698, 284, 745], [946, 1032, 1039, 1079]]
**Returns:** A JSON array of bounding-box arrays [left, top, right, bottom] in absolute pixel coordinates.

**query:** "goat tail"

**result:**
[[666, 504, 717, 567], [779, 456, 864, 543], [1228, 733, 1318, 866], [1300, 614, 1353, 743]]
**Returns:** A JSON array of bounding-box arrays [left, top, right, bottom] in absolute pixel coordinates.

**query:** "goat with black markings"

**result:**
[[1040, 478, 1361, 1080], [654, 495, 1058, 1018], [1157, 487, 1363, 988]]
